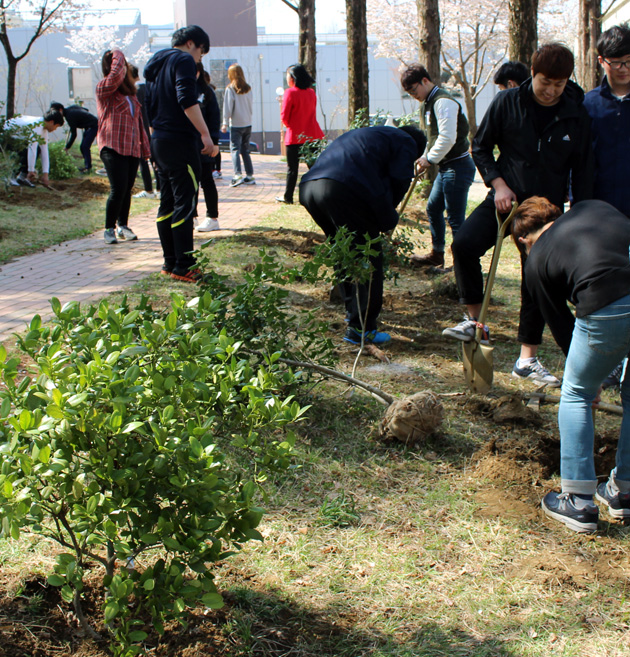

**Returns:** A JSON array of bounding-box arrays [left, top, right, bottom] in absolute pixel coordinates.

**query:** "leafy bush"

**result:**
[[0, 292, 309, 656], [0, 105, 39, 189], [46, 141, 79, 180]]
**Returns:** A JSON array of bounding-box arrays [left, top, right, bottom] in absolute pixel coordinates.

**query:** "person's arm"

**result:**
[[183, 104, 218, 157], [65, 115, 77, 150], [221, 87, 233, 132], [96, 50, 126, 99], [569, 109, 595, 204], [39, 140, 50, 185], [423, 97, 458, 165], [280, 88, 292, 127]]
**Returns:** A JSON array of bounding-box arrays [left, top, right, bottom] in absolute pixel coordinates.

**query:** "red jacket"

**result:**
[[96, 50, 150, 159], [281, 86, 324, 145]]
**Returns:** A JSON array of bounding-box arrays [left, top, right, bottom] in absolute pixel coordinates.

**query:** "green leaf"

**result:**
[[38, 445, 51, 464], [61, 585, 74, 603], [128, 630, 148, 642], [122, 421, 145, 434], [47, 574, 64, 587], [143, 579, 155, 591], [3, 479, 13, 497], [0, 397, 11, 419], [201, 592, 224, 609], [104, 601, 120, 623]]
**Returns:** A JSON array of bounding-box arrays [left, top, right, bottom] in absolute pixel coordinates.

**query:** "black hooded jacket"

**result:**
[[143, 48, 199, 141], [472, 79, 594, 208]]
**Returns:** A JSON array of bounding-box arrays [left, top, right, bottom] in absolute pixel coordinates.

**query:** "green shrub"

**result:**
[[46, 141, 79, 180]]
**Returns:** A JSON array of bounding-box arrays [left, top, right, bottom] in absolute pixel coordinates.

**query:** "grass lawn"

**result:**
[[0, 190, 628, 657]]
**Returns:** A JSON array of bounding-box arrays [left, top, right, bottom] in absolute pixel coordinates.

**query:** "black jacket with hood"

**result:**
[[143, 48, 200, 141], [472, 79, 594, 208]]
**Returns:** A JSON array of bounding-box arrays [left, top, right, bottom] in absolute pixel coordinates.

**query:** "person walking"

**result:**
[[276, 64, 324, 205], [221, 64, 255, 187], [96, 49, 150, 244]]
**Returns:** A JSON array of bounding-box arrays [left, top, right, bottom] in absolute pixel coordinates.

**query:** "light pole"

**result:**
[[258, 54, 265, 154]]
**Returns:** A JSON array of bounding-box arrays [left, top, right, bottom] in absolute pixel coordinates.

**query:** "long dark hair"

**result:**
[[101, 50, 137, 96], [287, 64, 315, 90]]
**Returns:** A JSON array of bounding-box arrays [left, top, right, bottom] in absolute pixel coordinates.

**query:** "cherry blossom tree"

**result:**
[[1, 0, 86, 117], [57, 24, 151, 82]]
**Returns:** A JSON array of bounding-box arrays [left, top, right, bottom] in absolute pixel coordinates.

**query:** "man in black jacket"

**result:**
[[512, 197, 630, 533], [49, 102, 98, 173], [442, 43, 594, 386], [299, 125, 426, 345], [144, 25, 219, 283]]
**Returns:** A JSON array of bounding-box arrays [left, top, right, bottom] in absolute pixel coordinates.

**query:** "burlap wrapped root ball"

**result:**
[[379, 391, 443, 445]]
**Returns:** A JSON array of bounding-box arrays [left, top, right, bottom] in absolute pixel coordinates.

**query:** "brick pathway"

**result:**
[[0, 154, 287, 342]]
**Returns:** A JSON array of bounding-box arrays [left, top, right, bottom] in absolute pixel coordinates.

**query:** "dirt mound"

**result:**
[[0, 177, 109, 210]]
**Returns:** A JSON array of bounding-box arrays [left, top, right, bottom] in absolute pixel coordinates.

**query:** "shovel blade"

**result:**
[[462, 341, 494, 394]]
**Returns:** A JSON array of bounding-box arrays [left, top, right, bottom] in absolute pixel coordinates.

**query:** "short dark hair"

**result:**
[[43, 109, 64, 127], [130, 65, 139, 79], [398, 124, 427, 159], [171, 25, 210, 54], [512, 196, 562, 249], [531, 43, 574, 79], [49, 101, 64, 113], [287, 64, 315, 90], [597, 23, 630, 58], [493, 61, 529, 87], [400, 64, 431, 91]]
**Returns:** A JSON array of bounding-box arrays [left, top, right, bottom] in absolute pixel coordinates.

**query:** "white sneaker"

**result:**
[[197, 218, 220, 232], [242, 176, 256, 185], [230, 176, 243, 187], [512, 358, 560, 387], [133, 190, 156, 199], [116, 226, 138, 241], [212, 170, 222, 179], [442, 316, 490, 345]]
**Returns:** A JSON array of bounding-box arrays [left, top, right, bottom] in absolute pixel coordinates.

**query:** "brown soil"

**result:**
[[0, 178, 110, 210]]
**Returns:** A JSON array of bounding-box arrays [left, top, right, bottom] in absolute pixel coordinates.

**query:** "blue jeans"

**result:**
[[230, 126, 253, 177], [559, 293, 630, 495], [426, 155, 475, 252]]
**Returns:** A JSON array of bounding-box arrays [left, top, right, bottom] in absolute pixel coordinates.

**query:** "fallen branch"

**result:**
[[524, 392, 623, 416]]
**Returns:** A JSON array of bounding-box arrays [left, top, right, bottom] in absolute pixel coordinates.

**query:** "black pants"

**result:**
[[152, 136, 200, 274], [80, 126, 97, 170], [100, 147, 139, 230], [283, 144, 301, 203], [452, 194, 545, 345], [199, 159, 218, 218], [299, 178, 384, 332]]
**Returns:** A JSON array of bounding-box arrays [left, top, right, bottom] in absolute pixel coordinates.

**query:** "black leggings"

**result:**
[[100, 147, 139, 230], [452, 194, 545, 345], [199, 159, 218, 218], [283, 144, 301, 203]]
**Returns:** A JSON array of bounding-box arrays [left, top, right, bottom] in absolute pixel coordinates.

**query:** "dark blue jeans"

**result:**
[[80, 126, 97, 170], [426, 154, 475, 252]]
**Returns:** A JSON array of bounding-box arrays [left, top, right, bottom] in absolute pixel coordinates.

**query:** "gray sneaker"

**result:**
[[242, 176, 256, 185], [596, 482, 630, 519], [442, 316, 490, 345], [512, 358, 560, 387], [104, 228, 118, 244], [116, 226, 138, 241]]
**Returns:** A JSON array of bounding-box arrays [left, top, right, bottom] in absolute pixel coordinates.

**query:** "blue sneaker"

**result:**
[[343, 327, 391, 345], [596, 482, 630, 519], [541, 491, 598, 533]]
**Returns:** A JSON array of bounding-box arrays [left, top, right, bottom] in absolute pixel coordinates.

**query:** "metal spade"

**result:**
[[463, 202, 519, 393]]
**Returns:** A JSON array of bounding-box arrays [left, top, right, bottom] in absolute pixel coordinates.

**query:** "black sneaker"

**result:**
[[541, 491, 598, 533], [595, 482, 630, 519], [602, 362, 625, 390]]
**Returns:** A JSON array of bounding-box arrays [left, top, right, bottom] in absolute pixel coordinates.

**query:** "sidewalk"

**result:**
[[0, 153, 287, 342]]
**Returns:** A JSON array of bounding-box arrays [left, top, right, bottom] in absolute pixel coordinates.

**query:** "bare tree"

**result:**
[[346, 0, 369, 122], [416, 0, 441, 83], [0, 0, 86, 118], [508, 0, 538, 64], [279, 0, 317, 79], [577, 0, 601, 90]]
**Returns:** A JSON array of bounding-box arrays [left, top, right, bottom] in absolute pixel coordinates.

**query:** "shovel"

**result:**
[[463, 202, 519, 393], [397, 163, 423, 216]]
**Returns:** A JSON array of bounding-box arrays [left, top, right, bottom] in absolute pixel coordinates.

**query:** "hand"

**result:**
[[417, 155, 431, 171], [593, 386, 603, 406], [221, 124, 228, 133], [200, 134, 218, 157], [492, 179, 517, 214], [27, 171, 37, 182], [41, 173, 50, 186]]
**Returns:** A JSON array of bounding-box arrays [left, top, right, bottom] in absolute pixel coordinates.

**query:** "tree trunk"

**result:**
[[5, 56, 17, 119], [298, 0, 317, 80], [578, 0, 601, 91], [346, 0, 369, 124], [508, 0, 538, 65], [415, 0, 441, 83]]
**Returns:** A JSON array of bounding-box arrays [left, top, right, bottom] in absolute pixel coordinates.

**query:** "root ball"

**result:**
[[379, 391, 443, 445]]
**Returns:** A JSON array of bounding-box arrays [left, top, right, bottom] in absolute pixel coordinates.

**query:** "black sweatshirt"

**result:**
[[525, 200, 630, 355]]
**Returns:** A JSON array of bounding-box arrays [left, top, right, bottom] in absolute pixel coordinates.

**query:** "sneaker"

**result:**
[[133, 190, 156, 199], [104, 228, 118, 244], [230, 176, 243, 187], [442, 316, 490, 345], [410, 250, 444, 268], [197, 218, 220, 232], [160, 267, 172, 276], [343, 327, 392, 346], [541, 491, 599, 533], [171, 268, 206, 284], [116, 226, 138, 241], [79, 167, 92, 174], [16, 173, 35, 188], [8, 177, 20, 187], [212, 170, 222, 179], [602, 361, 625, 390], [595, 482, 630, 519], [242, 176, 256, 185], [275, 196, 293, 204], [512, 358, 560, 387], [95, 168, 108, 177]]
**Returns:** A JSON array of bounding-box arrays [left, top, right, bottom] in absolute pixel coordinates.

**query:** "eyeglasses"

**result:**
[[405, 83, 422, 98], [602, 58, 630, 70]]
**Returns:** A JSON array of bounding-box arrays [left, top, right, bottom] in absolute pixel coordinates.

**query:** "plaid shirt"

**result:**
[[96, 50, 150, 159]]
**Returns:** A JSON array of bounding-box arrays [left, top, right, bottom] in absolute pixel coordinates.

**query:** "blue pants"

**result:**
[[559, 293, 630, 495], [426, 155, 475, 252], [230, 126, 253, 177]]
